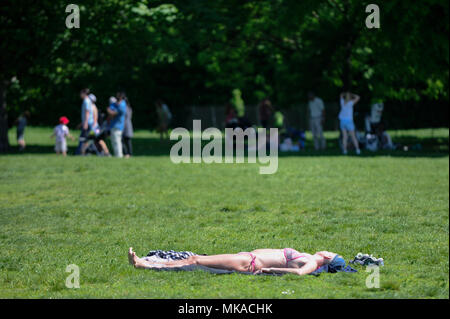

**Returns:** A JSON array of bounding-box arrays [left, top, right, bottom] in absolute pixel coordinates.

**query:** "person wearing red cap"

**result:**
[[51, 116, 74, 156]]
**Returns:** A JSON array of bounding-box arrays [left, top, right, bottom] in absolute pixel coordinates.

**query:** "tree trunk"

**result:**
[[343, 39, 353, 91], [342, 0, 354, 92], [0, 81, 10, 153]]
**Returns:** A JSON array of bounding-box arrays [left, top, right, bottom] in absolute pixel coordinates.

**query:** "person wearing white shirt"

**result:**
[[339, 92, 361, 155], [51, 116, 74, 156], [365, 102, 384, 134], [307, 92, 326, 150]]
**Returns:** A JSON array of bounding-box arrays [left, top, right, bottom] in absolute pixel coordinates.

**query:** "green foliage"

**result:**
[[0, 0, 448, 128]]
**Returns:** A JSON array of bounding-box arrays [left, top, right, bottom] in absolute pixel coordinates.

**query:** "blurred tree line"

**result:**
[[0, 0, 448, 151]]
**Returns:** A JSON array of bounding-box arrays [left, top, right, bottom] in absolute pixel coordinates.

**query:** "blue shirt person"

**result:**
[[108, 99, 127, 131], [81, 96, 94, 129], [107, 92, 128, 157]]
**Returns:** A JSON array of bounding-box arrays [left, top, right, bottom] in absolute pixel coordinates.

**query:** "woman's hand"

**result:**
[[254, 268, 271, 274]]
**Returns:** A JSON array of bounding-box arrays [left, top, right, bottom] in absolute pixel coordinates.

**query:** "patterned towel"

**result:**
[[145, 249, 198, 261]]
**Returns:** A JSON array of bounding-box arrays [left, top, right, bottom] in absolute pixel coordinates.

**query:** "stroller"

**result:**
[[83, 113, 110, 156]]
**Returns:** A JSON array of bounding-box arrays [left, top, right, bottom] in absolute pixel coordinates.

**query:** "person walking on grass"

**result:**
[[107, 91, 127, 157], [15, 111, 30, 151], [339, 91, 361, 155], [76, 88, 94, 155], [122, 97, 133, 158], [50, 116, 74, 156], [155, 99, 172, 141], [128, 247, 346, 276], [89, 93, 100, 135], [308, 91, 326, 150]]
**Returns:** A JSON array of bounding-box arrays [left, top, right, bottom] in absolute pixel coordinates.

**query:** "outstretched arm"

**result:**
[[351, 93, 360, 105], [259, 260, 319, 276]]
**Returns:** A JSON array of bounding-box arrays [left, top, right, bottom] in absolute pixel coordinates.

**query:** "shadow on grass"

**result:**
[[3, 134, 448, 159]]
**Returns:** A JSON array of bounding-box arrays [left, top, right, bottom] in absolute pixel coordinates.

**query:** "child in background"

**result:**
[[51, 116, 74, 156], [15, 111, 30, 151]]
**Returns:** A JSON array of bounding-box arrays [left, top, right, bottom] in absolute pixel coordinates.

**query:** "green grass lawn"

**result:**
[[0, 127, 448, 298]]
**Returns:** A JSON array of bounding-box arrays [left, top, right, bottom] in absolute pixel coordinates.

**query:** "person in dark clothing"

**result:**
[[122, 99, 134, 158], [258, 98, 273, 129], [15, 111, 30, 151]]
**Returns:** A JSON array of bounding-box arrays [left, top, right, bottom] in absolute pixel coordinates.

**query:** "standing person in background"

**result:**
[[307, 92, 326, 150], [122, 97, 134, 158], [75, 88, 94, 155], [155, 99, 172, 141], [93, 97, 115, 157], [79, 93, 100, 155], [339, 92, 361, 155], [89, 93, 99, 134], [273, 107, 284, 131], [224, 103, 238, 129], [258, 98, 273, 129], [15, 111, 30, 151], [107, 91, 127, 157], [51, 116, 74, 156]]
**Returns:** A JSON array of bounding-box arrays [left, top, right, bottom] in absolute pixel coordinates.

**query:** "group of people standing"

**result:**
[[48, 90, 172, 157], [75, 89, 134, 158], [254, 91, 362, 154], [307, 91, 361, 154]]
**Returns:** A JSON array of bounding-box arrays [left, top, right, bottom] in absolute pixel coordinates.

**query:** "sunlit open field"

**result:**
[[0, 127, 448, 298]]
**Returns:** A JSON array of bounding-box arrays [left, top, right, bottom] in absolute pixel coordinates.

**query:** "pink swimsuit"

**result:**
[[239, 248, 307, 273], [238, 252, 257, 272], [283, 248, 308, 267]]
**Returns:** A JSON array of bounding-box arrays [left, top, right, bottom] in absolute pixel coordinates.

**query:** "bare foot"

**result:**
[[128, 247, 139, 266], [128, 247, 154, 269]]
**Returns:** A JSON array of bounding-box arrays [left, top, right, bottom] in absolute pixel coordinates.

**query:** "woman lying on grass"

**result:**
[[128, 247, 346, 276]]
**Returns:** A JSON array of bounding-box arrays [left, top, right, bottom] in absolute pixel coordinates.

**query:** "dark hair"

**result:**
[[80, 88, 90, 95], [155, 99, 164, 107], [116, 91, 126, 100]]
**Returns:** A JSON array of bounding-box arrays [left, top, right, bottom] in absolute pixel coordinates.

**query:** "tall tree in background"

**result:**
[[0, 0, 448, 152], [0, 1, 68, 152]]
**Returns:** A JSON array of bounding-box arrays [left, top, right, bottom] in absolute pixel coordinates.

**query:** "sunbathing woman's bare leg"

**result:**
[[128, 247, 253, 272], [128, 248, 155, 268]]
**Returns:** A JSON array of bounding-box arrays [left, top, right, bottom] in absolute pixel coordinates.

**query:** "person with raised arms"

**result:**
[[339, 91, 361, 155]]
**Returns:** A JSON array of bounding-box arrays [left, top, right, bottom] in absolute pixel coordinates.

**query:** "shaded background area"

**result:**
[[5, 127, 449, 158], [0, 0, 448, 140]]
